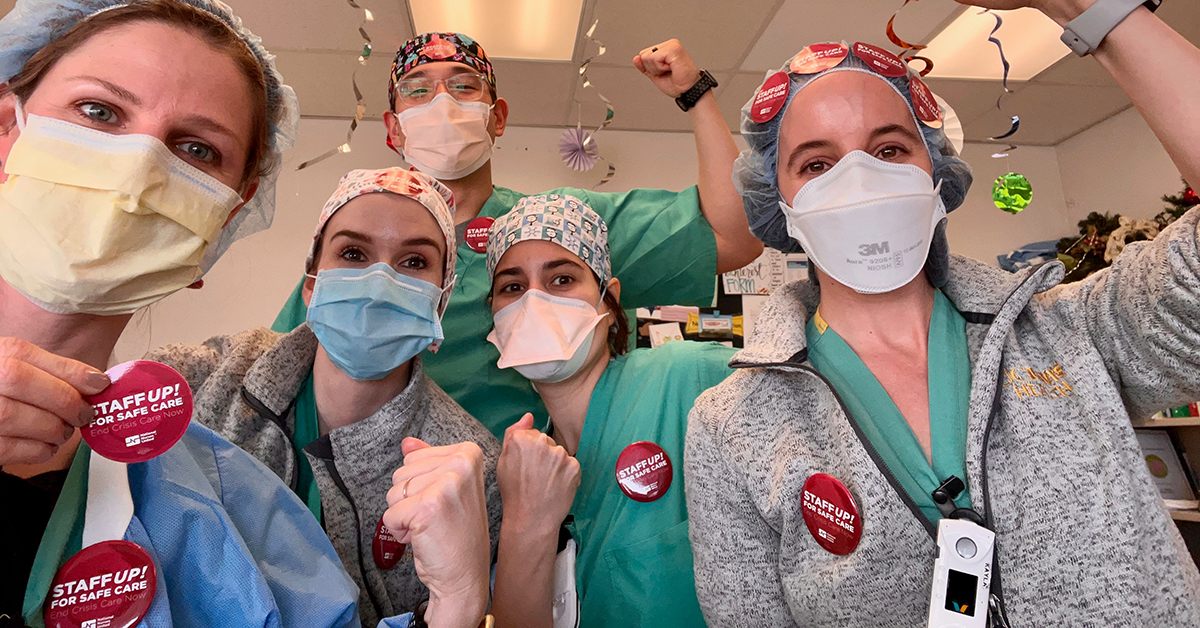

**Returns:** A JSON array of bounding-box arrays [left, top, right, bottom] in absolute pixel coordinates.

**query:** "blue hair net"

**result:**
[[0, 0, 300, 272], [734, 42, 973, 287]]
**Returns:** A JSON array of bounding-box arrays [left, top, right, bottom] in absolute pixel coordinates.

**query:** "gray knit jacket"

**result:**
[[148, 325, 502, 628], [685, 208, 1200, 627]]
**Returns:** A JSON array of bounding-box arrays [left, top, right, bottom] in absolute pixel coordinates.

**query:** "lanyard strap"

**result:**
[[82, 454, 134, 547]]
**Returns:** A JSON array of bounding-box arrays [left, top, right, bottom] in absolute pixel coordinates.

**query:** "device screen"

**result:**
[[944, 569, 978, 616]]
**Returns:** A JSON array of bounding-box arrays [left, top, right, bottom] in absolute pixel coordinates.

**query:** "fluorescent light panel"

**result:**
[[410, 0, 584, 61], [923, 7, 1070, 81]]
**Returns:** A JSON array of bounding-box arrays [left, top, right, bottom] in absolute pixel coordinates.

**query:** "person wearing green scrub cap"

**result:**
[[482, 194, 737, 628]]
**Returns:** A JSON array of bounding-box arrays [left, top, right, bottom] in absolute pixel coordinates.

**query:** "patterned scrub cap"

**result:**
[[486, 194, 611, 285], [388, 32, 495, 110], [307, 168, 457, 314]]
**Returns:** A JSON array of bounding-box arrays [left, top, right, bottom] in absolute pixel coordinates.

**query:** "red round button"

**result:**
[[464, 216, 494, 253], [373, 515, 406, 570], [853, 42, 908, 78], [800, 473, 862, 555], [790, 42, 849, 74], [749, 72, 791, 124], [81, 361, 193, 464], [909, 76, 943, 128], [615, 441, 672, 503], [45, 540, 156, 628]]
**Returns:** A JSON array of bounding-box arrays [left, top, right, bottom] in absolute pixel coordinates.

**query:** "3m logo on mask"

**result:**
[[858, 241, 890, 256]]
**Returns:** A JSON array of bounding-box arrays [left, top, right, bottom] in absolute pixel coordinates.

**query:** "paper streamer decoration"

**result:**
[[559, 126, 600, 172], [980, 10, 1022, 158], [296, 1, 374, 171], [885, 0, 935, 77], [564, 18, 616, 187]]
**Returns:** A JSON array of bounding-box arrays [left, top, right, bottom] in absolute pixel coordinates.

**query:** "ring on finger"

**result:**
[[402, 476, 413, 500]]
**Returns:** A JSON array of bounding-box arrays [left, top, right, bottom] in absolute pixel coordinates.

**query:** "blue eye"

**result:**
[[80, 103, 115, 123], [178, 141, 216, 163]]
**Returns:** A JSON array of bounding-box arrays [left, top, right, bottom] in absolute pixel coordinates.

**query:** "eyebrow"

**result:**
[[785, 123, 924, 170], [493, 257, 585, 281], [403, 65, 479, 80], [329, 229, 373, 244], [67, 75, 142, 106], [177, 113, 239, 144]]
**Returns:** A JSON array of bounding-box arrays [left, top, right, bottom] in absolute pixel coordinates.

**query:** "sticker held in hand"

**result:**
[[82, 361, 193, 463], [45, 540, 156, 628], [615, 441, 672, 502]]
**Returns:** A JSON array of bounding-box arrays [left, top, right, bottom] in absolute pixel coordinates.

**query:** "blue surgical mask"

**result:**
[[306, 263, 447, 381]]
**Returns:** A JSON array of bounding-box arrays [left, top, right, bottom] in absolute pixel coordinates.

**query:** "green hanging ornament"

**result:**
[[993, 172, 1033, 214]]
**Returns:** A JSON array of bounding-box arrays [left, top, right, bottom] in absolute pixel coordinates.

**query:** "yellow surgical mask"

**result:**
[[0, 106, 243, 315]]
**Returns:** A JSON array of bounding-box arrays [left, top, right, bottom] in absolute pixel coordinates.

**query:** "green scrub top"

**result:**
[[565, 340, 735, 628], [273, 185, 719, 440], [805, 290, 973, 524], [293, 372, 323, 524], [23, 445, 89, 627]]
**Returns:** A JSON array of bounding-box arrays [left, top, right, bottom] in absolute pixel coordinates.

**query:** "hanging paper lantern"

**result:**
[[993, 172, 1033, 214]]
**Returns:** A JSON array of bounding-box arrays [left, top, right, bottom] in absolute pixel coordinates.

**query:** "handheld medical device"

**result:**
[[927, 517, 995, 628]]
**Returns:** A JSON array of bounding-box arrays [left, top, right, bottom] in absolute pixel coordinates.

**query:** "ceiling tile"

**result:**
[[1028, 54, 1116, 87], [491, 59, 579, 128], [582, 0, 781, 72], [963, 84, 1130, 145], [716, 72, 772, 132], [273, 49, 395, 119], [741, 0, 961, 72], [923, 78, 1023, 127], [573, 67, 733, 132], [234, 0, 413, 54]]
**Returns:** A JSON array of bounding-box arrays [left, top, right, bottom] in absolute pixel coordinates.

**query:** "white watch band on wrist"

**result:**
[[1061, 0, 1162, 56]]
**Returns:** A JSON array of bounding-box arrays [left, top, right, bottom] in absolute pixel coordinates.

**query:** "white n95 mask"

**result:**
[[0, 106, 243, 315], [487, 289, 609, 384], [779, 150, 945, 294], [396, 93, 494, 180]]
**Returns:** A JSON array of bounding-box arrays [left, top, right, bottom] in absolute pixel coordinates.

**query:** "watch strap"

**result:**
[[1061, 0, 1161, 56], [675, 70, 718, 112]]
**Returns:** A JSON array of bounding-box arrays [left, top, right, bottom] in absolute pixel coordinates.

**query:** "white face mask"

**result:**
[[487, 289, 609, 384], [779, 150, 945, 294], [395, 93, 494, 180]]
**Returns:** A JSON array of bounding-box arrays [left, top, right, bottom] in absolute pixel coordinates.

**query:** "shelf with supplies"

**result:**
[[1170, 509, 1200, 523], [1133, 416, 1200, 428]]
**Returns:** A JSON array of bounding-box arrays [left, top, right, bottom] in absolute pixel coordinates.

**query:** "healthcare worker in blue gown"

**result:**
[[481, 195, 737, 628], [0, 1, 364, 625]]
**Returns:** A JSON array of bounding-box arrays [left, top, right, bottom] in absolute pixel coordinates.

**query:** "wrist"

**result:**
[[499, 511, 561, 544], [426, 589, 489, 628], [1043, 0, 1097, 26]]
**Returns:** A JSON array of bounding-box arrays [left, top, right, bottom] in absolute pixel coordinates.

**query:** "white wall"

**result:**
[[114, 119, 1077, 360], [1055, 106, 1182, 224]]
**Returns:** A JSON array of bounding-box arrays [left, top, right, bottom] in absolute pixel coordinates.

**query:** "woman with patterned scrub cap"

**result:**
[[684, 0, 1200, 626], [481, 194, 738, 628], [149, 168, 502, 628]]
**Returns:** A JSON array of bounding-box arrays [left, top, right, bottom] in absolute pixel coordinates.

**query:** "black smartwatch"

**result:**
[[676, 70, 718, 112]]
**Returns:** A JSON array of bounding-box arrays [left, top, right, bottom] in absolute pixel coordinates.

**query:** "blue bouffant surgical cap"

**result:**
[[734, 42, 973, 288], [0, 0, 300, 273]]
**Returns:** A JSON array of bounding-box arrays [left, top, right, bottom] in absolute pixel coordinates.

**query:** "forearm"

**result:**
[[1048, 1, 1200, 185], [689, 92, 764, 273], [489, 519, 558, 628]]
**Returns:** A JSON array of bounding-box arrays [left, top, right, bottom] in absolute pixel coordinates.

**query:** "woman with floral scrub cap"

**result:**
[[0, 0, 371, 625], [685, 0, 1200, 626], [481, 195, 736, 628], [147, 168, 502, 628]]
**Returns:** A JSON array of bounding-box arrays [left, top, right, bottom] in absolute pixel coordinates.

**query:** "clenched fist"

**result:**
[[385, 438, 491, 628], [497, 413, 581, 534], [634, 39, 702, 100]]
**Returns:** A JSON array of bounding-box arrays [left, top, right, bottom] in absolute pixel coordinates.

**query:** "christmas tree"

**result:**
[[1057, 179, 1196, 282]]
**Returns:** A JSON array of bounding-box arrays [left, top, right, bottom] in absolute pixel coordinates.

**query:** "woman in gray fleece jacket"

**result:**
[[149, 168, 501, 627], [685, 0, 1200, 626]]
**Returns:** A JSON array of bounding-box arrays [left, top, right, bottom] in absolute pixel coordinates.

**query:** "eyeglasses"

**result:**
[[395, 73, 489, 107]]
